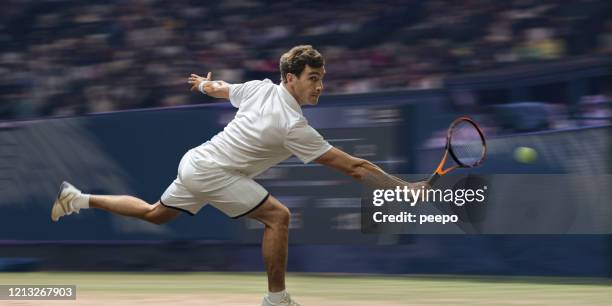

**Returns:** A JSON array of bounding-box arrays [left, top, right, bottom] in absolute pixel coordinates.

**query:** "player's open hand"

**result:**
[[188, 72, 212, 92]]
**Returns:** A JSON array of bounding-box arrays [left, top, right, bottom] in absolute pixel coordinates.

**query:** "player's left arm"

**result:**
[[188, 72, 230, 99], [315, 147, 429, 190]]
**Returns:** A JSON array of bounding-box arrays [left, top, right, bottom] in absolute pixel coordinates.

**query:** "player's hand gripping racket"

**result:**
[[428, 117, 487, 186]]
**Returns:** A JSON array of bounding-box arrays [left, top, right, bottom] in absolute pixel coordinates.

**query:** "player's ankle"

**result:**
[[72, 193, 90, 210], [267, 289, 287, 304]]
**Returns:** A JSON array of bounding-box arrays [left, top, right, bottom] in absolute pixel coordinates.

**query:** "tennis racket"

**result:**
[[428, 116, 486, 186]]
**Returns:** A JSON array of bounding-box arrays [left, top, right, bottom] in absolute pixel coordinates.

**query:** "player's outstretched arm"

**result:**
[[188, 72, 230, 99], [315, 147, 429, 190]]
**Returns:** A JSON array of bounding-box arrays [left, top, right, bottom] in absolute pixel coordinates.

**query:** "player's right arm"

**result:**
[[188, 72, 230, 99], [315, 147, 429, 190]]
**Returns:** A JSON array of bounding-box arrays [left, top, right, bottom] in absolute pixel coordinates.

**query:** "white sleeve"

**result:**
[[228, 79, 271, 108], [284, 119, 333, 164]]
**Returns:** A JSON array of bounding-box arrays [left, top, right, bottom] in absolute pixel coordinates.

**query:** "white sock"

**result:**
[[72, 193, 90, 210], [267, 290, 287, 304]]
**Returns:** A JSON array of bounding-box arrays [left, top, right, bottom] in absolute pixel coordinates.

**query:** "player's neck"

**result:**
[[281, 82, 304, 107]]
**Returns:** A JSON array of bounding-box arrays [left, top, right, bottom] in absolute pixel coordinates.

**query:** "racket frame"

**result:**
[[428, 116, 486, 185]]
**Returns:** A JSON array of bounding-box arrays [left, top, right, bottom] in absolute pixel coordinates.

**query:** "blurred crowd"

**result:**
[[1, 0, 611, 120]]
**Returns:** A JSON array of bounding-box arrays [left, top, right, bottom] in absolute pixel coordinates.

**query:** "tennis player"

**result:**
[[51, 45, 427, 306]]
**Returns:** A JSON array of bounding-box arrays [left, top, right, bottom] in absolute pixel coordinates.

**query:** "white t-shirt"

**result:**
[[190, 79, 332, 178]]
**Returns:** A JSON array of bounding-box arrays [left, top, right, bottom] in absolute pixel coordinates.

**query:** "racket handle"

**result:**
[[428, 173, 440, 186]]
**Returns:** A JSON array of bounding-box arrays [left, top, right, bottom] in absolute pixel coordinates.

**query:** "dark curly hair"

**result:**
[[279, 45, 325, 83]]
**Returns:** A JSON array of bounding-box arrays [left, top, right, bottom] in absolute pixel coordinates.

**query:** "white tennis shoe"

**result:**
[[51, 181, 82, 222], [261, 293, 300, 306]]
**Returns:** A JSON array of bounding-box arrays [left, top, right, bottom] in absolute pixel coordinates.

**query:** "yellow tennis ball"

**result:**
[[514, 146, 538, 164]]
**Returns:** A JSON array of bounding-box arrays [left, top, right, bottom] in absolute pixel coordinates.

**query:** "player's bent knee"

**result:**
[[247, 196, 291, 228], [276, 205, 291, 227], [144, 202, 180, 225], [266, 201, 291, 229]]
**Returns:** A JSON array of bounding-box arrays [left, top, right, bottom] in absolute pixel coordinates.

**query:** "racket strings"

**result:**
[[450, 122, 484, 166]]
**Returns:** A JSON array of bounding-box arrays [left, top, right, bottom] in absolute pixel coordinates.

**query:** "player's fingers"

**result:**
[[206, 72, 212, 80], [190, 84, 197, 91], [189, 76, 203, 83]]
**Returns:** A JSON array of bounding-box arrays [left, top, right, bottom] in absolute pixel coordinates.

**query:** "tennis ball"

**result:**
[[514, 146, 538, 164]]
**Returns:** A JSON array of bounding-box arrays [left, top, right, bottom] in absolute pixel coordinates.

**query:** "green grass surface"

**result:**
[[1, 272, 610, 305]]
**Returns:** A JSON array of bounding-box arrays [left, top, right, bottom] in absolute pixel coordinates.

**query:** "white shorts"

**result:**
[[160, 151, 269, 218]]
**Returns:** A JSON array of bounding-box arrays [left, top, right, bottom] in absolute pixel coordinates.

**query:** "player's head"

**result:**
[[280, 45, 325, 106]]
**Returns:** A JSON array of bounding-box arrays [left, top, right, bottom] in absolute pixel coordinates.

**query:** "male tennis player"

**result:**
[[51, 45, 427, 306]]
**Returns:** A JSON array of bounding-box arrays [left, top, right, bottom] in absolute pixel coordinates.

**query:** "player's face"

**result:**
[[290, 65, 325, 106]]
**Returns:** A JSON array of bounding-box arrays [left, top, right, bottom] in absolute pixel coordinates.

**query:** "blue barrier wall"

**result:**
[[1, 91, 610, 276]]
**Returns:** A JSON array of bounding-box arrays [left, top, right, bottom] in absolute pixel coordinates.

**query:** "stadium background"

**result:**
[[0, 0, 611, 305]]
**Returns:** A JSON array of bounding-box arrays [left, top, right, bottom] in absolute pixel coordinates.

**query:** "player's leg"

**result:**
[[52, 151, 202, 223], [90, 196, 179, 225], [205, 177, 298, 305], [51, 181, 180, 224], [245, 195, 291, 293]]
